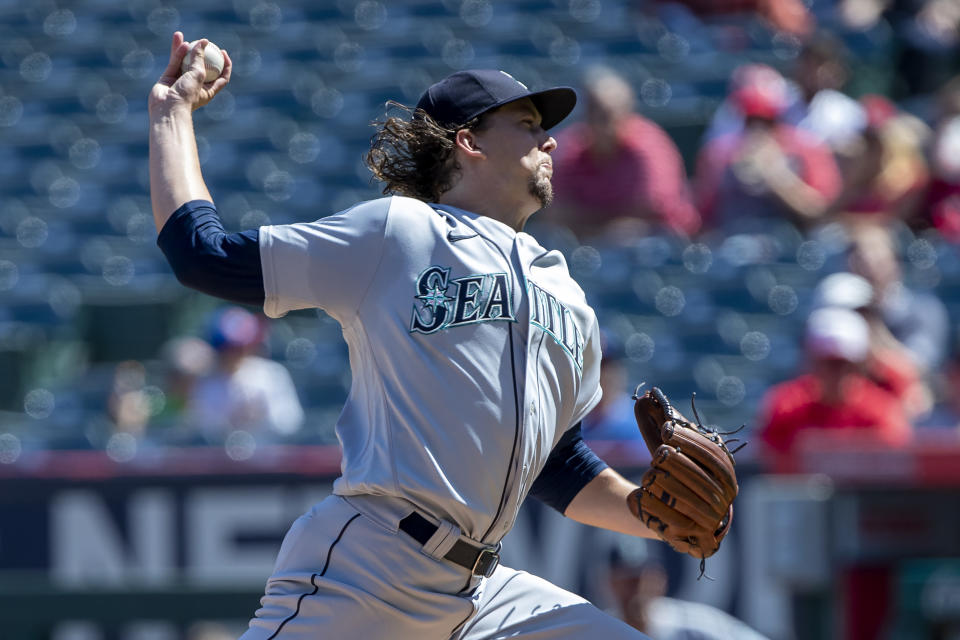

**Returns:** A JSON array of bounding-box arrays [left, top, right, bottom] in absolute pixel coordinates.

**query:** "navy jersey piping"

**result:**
[[469, 231, 523, 543], [481, 320, 522, 542], [522, 329, 549, 509], [265, 513, 361, 639]]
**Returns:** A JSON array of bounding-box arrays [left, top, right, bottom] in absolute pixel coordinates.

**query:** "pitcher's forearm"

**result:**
[[564, 468, 659, 539], [149, 105, 212, 231]]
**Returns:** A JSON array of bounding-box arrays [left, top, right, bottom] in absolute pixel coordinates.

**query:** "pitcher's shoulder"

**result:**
[[384, 195, 443, 221], [384, 196, 462, 243], [314, 196, 441, 237]]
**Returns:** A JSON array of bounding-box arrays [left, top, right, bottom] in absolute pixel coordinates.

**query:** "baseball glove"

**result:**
[[628, 386, 742, 573]]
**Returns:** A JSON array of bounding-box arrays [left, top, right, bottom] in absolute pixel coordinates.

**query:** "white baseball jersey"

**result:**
[[258, 196, 602, 543]]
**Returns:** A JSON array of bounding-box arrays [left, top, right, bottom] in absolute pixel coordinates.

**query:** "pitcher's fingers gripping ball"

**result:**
[[628, 386, 741, 574], [181, 40, 225, 83]]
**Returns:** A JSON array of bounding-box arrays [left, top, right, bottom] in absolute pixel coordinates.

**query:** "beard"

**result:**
[[529, 173, 553, 209]]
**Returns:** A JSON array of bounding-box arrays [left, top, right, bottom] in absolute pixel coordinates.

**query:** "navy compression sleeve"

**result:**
[[528, 422, 609, 514], [156, 200, 265, 307]]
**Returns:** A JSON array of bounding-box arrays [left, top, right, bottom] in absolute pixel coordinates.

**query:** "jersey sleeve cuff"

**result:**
[[528, 423, 609, 514], [258, 224, 285, 318], [156, 199, 218, 252]]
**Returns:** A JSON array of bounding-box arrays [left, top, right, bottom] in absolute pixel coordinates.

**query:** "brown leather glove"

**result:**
[[629, 386, 740, 565]]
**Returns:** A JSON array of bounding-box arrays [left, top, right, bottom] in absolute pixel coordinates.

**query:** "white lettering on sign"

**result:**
[[51, 490, 174, 586], [186, 487, 290, 584], [48, 485, 332, 587]]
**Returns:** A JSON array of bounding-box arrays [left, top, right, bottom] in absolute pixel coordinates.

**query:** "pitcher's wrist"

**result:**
[[149, 99, 192, 121]]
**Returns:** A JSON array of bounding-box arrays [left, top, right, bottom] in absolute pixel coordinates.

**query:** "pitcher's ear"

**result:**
[[455, 129, 483, 157]]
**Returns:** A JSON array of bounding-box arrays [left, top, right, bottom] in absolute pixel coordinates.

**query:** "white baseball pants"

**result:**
[[240, 494, 648, 640]]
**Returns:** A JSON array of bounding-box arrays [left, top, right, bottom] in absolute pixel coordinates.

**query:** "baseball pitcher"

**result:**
[[149, 33, 738, 639]]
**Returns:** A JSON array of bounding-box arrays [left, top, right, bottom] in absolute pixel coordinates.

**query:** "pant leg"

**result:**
[[241, 495, 477, 640], [455, 565, 649, 640]]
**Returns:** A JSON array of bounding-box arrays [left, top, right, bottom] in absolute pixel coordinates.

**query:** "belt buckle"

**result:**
[[472, 543, 501, 578]]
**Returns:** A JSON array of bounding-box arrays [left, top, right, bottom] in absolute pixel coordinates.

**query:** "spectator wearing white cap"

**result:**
[[812, 271, 930, 418], [547, 66, 701, 240], [756, 307, 911, 472]]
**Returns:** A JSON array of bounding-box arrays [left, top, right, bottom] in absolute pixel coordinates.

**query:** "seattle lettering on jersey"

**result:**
[[410, 266, 514, 334], [409, 267, 586, 372], [528, 279, 585, 371]]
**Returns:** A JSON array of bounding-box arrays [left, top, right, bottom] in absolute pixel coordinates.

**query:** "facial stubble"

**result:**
[[529, 173, 553, 209]]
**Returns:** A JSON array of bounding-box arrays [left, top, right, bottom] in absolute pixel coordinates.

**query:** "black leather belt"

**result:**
[[399, 512, 501, 578]]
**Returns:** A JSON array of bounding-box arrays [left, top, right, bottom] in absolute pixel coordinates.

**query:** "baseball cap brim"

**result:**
[[416, 70, 577, 131], [459, 86, 577, 131], [526, 87, 577, 130]]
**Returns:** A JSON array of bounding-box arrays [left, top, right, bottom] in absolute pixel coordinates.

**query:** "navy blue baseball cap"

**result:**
[[416, 69, 577, 131]]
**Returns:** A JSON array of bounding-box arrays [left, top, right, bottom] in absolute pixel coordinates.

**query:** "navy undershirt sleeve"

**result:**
[[156, 200, 265, 307], [528, 422, 609, 514]]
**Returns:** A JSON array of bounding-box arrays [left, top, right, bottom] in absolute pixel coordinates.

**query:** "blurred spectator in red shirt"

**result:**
[[757, 307, 911, 471], [826, 95, 929, 226], [694, 64, 842, 231], [549, 66, 700, 241], [658, 0, 813, 35]]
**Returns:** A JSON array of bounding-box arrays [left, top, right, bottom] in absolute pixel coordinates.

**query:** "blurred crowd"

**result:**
[[3, 0, 960, 477], [545, 29, 960, 243], [103, 305, 304, 455], [546, 15, 960, 479]]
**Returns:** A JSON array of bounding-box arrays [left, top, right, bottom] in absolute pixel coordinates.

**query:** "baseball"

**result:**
[[181, 40, 224, 83]]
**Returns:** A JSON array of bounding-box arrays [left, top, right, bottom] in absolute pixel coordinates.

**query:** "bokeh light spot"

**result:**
[[0, 434, 22, 464], [17, 216, 49, 247], [0, 260, 18, 290], [740, 331, 771, 361], [226, 430, 256, 460], [20, 52, 52, 83], [655, 286, 685, 316], [24, 389, 55, 419], [286, 338, 318, 369], [102, 255, 135, 286], [716, 376, 745, 407], [625, 333, 655, 362], [796, 240, 826, 271], [682, 243, 713, 274], [768, 285, 798, 315]]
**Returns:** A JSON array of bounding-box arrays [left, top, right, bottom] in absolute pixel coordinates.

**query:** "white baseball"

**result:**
[[181, 40, 224, 83]]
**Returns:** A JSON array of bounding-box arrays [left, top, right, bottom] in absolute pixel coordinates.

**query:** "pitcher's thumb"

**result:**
[[187, 39, 208, 76]]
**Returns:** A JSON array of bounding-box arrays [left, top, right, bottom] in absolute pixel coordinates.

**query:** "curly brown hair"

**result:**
[[365, 101, 487, 202]]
